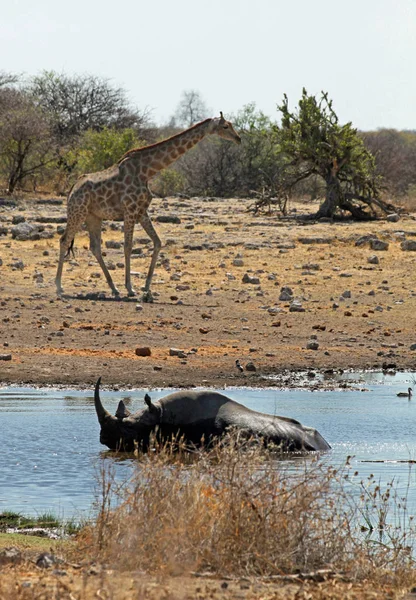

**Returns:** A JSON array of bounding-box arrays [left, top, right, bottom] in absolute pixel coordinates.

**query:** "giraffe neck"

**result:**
[[121, 119, 213, 178]]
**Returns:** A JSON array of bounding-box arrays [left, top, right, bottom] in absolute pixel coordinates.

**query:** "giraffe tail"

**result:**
[[61, 229, 76, 258], [65, 237, 75, 258]]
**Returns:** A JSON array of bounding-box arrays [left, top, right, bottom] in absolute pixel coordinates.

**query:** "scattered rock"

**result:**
[[245, 361, 257, 372], [289, 301, 305, 312], [0, 547, 22, 566], [233, 258, 244, 267], [135, 347, 151, 357], [279, 286, 293, 301], [11, 222, 39, 241], [370, 239, 389, 251], [169, 348, 186, 357], [242, 273, 260, 284], [355, 234, 379, 247], [36, 552, 60, 569], [410, 343, 416, 351], [298, 237, 333, 245], [12, 215, 25, 225], [367, 255, 379, 264], [386, 213, 400, 222], [306, 341, 319, 350], [341, 290, 351, 299], [401, 240, 416, 251], [156, 215, 181, 224], [9, 259, 24, 270], [105, 240, 122, 249]]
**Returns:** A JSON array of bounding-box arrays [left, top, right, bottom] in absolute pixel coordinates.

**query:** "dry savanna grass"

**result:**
[[81, 436, 416, 583], [2, 438, 416, 599]]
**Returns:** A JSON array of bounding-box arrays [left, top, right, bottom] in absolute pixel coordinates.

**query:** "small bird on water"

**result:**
[[397, 387, 412, 399], [235, 359, 244, 373]]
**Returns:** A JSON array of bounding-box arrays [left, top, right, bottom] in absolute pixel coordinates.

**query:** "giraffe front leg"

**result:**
[[123, 218, 137, 297], [140, 212, 161, 303]]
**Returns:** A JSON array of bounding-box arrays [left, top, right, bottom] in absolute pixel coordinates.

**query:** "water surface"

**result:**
[[1, 371, 415, 519]]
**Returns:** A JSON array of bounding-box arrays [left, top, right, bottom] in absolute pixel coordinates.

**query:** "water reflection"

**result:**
[[1, 372, 416, 518]]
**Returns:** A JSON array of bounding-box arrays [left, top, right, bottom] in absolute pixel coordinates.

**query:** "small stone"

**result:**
[[135, 304, 143, 311], [169, 348, 185, 357], [245, 361, 257, 372], [289, 301, 305, 312], [279, 286, 293, 301], [401, 240, 416, 251], [135, 347, 151, 357], [341, 290, 351, 299], [367, 255, 379, 264], [233, 258, 244, 267], [370, 239, 389, 251], [36, 553, 57, 569], [0, 547, 22, 565], [306, 341, 319, 350], [0, 354, 12, 361], [242, 273, 260, 284], [9, 259, 24, 270], [156, 215, 181, 224], [386, 213, 400, 222], [410, 343, 416, 351], [199, 328, 209, 334]]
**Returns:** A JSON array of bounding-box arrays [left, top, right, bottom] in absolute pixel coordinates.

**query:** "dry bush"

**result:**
[[82, 435, 416, 582]]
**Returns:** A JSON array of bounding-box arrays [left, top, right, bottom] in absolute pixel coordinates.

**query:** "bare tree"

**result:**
[[174, 90, 209, 127], [0, 88, 55, 193], [30, 71, 149, 143], [0, 71, 19, 89]]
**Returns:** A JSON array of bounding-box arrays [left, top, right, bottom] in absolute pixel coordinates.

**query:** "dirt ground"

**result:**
[[1, 194, 416, 391], [2, 194, 416, 596]]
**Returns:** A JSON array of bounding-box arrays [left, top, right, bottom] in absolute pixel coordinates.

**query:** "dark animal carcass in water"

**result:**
[[94, 378, 331, 453]]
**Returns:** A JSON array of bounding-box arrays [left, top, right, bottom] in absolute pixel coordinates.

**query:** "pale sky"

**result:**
[[2, 0, 415, 130]]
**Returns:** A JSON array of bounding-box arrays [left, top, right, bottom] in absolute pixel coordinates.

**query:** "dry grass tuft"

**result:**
[[80, 435, 416, 583]]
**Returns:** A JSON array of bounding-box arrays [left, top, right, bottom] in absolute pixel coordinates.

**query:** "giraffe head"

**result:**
[[209, 112, 241, 144]]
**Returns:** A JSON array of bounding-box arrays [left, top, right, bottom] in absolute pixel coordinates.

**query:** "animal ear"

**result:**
[[115, 400, 131, 419], [144, 393, 158, 414]]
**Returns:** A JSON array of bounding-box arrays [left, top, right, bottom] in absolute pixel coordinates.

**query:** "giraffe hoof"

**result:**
[[142, 291, 154, 303], [112, 288, 121, 297], [127, 289, 137, 297]]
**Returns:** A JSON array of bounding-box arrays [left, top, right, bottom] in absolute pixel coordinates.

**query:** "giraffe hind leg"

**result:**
[[87, 217, 120, 296], [55, 227, 77, 296]]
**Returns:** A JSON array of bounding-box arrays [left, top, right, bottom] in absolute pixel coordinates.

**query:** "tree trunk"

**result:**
[[315, 173, 341, 218]]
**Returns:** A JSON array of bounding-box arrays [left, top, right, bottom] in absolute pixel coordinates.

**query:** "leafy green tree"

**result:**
[[69, 127, 143, 175], [275, 89, 395, 219], [233, 103, 284, 202]]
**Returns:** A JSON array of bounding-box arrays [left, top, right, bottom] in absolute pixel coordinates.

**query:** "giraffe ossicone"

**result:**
[[55, 115, 241, 301]]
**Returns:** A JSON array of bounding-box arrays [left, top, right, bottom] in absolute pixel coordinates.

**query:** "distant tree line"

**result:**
[[0, 71, 415, 219]]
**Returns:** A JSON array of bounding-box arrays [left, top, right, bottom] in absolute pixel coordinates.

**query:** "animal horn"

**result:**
[[94, 377, 115, 424], [219, 111, 225, 121]]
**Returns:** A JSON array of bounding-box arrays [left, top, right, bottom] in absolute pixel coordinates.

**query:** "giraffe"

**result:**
[[55, 113, 241, 302]]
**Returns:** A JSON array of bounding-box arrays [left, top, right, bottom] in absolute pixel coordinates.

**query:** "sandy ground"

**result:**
[[1, 194, 416, 391], [1, 195, 416, 391]]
